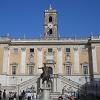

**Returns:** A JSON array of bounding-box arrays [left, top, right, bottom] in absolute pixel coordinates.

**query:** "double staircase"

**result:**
[[16, 75, 39, 91], [59, 75, 81, 89], [1, 74, 81, 99]]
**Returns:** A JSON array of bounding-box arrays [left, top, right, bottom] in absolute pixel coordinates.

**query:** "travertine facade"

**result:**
[[0, 6, 100, 94]]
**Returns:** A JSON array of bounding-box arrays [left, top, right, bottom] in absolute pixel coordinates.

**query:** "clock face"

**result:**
[[48, 23, 53, 29]]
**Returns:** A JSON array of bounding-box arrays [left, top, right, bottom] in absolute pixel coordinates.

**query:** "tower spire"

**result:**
[[49, 4, 52, 10]]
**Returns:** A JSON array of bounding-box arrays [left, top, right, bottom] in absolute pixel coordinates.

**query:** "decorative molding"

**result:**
[[91, 45, 95, 49], [57, 48, 61, 51], [21, 48, 26, 51], [37, 48, 42, 51], [73, 46, 78, 51], [4, 46, 9, 50]]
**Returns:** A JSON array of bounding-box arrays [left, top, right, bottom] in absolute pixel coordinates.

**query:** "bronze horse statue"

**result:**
[[39, 64, 51, 84]]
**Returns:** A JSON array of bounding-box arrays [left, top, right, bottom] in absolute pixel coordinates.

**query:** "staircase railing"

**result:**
[[59, 75, 81, 89], [16, 75, 39, 90]]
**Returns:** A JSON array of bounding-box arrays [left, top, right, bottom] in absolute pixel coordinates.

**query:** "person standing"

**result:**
[[3, 89, 6, 100], [0, 90, 2, 100]]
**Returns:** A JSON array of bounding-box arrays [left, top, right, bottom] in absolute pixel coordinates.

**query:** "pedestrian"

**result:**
[[33, 92, 37, 100], [21, 90, 25, 100], [3, 89, 6, 100], [27, 91, 32, 100], [70, 95, 74, 100], [0, 90, 2, 100], [14, 92, 17, 100], [19, 94, 22, 100]]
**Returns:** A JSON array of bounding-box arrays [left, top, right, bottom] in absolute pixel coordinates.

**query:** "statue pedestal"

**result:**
[[40, 81, 51, 100]]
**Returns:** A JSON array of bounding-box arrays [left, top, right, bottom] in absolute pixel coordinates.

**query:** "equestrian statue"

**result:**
[[39, 63, 51, 84]]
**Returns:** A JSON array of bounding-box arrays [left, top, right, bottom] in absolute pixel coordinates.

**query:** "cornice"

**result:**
[[0, 38, 100, 46], [10, 40, 88, 46]]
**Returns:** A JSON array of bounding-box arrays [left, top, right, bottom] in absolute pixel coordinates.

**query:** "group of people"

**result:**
[[19, 90, 37, 100], [9, 92, 17, 100], [0, 89, 37, 100], [0, 89, 6, 100]]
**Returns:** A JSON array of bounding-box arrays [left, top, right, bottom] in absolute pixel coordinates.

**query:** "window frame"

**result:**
[[48, 48, 53, 53], [28, 65, 34, 75], [66, 48, 70, 53], [12, 65, 17, 75], [66, 66, 71, 75], [30, 48, 34, 53]]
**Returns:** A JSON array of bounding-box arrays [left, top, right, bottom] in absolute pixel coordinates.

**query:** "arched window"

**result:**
[[49, 16, 52, 22], [49, 29, 52, 35], [48, 67, 53, 75]]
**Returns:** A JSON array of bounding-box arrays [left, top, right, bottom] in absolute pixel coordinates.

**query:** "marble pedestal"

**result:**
[[40, 81, 51, 100]]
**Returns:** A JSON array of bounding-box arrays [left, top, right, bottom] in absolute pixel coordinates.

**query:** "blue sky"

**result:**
[[0, 0, 100, 38]]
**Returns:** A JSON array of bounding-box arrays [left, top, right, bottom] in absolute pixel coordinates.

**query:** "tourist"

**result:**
[[69, 95, 74, 100], [9, 92, 12, 100], [33, 92, 37, 100], [14, 92, 17, 100], [27, 91, 32, 100], [21, 90, 25, 99], [3, 89, 6, 100], [0, 90, 2, 100]]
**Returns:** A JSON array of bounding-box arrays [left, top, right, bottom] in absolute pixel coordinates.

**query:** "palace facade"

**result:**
[[0, 6, 100, 95]]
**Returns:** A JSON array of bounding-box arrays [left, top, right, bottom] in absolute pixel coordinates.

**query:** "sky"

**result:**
[[0, 0, 100, 38]]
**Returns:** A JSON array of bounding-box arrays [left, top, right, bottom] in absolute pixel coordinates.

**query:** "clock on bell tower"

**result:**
[[44, 5, 58, 39]]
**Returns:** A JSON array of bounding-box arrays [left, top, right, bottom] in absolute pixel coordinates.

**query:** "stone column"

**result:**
[[91, 45, 97, 73], [3, 47, 9, 74], [37, 48, 42, 73], [73, 46, 80, 74], [20, 48, 26, 74], [57, 48, 62, 74]]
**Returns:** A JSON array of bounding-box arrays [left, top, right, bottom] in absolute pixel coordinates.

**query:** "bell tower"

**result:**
[[44, 5, 58, 39]]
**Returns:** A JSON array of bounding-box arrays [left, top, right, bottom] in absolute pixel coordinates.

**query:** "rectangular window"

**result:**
[[12, 66, 16, 75], [66, 66, 71, 75], [66, 48, 70, 52], [48, 48, 53, 52], [83, 66, 88, 74], [30, 48, 34, 53], [29, 66, 33, 75]]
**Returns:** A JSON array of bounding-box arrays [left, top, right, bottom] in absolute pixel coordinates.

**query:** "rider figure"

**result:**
[[40, 63, 50, 84]]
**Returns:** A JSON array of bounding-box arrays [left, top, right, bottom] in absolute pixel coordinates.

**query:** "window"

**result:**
[[29, 66, 34, 75], [49, 16, 52, 22], [12, 66, 16, 75], [48, 48, 53, 53], [66, 66, 71, 75], [49, 29, 52, 35], [66, 48, 70, 52], [83, 66, 88, 74], [30, 48, 34, 53]]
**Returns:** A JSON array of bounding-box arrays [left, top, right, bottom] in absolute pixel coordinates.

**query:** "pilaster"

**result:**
[[37, 48, 43, 73], [91, 45, 97, 73], [73, 46, 80, 74], [20, 48, 26, 75], [57, 48, 62, 74], [3, 46, 9, 74]]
